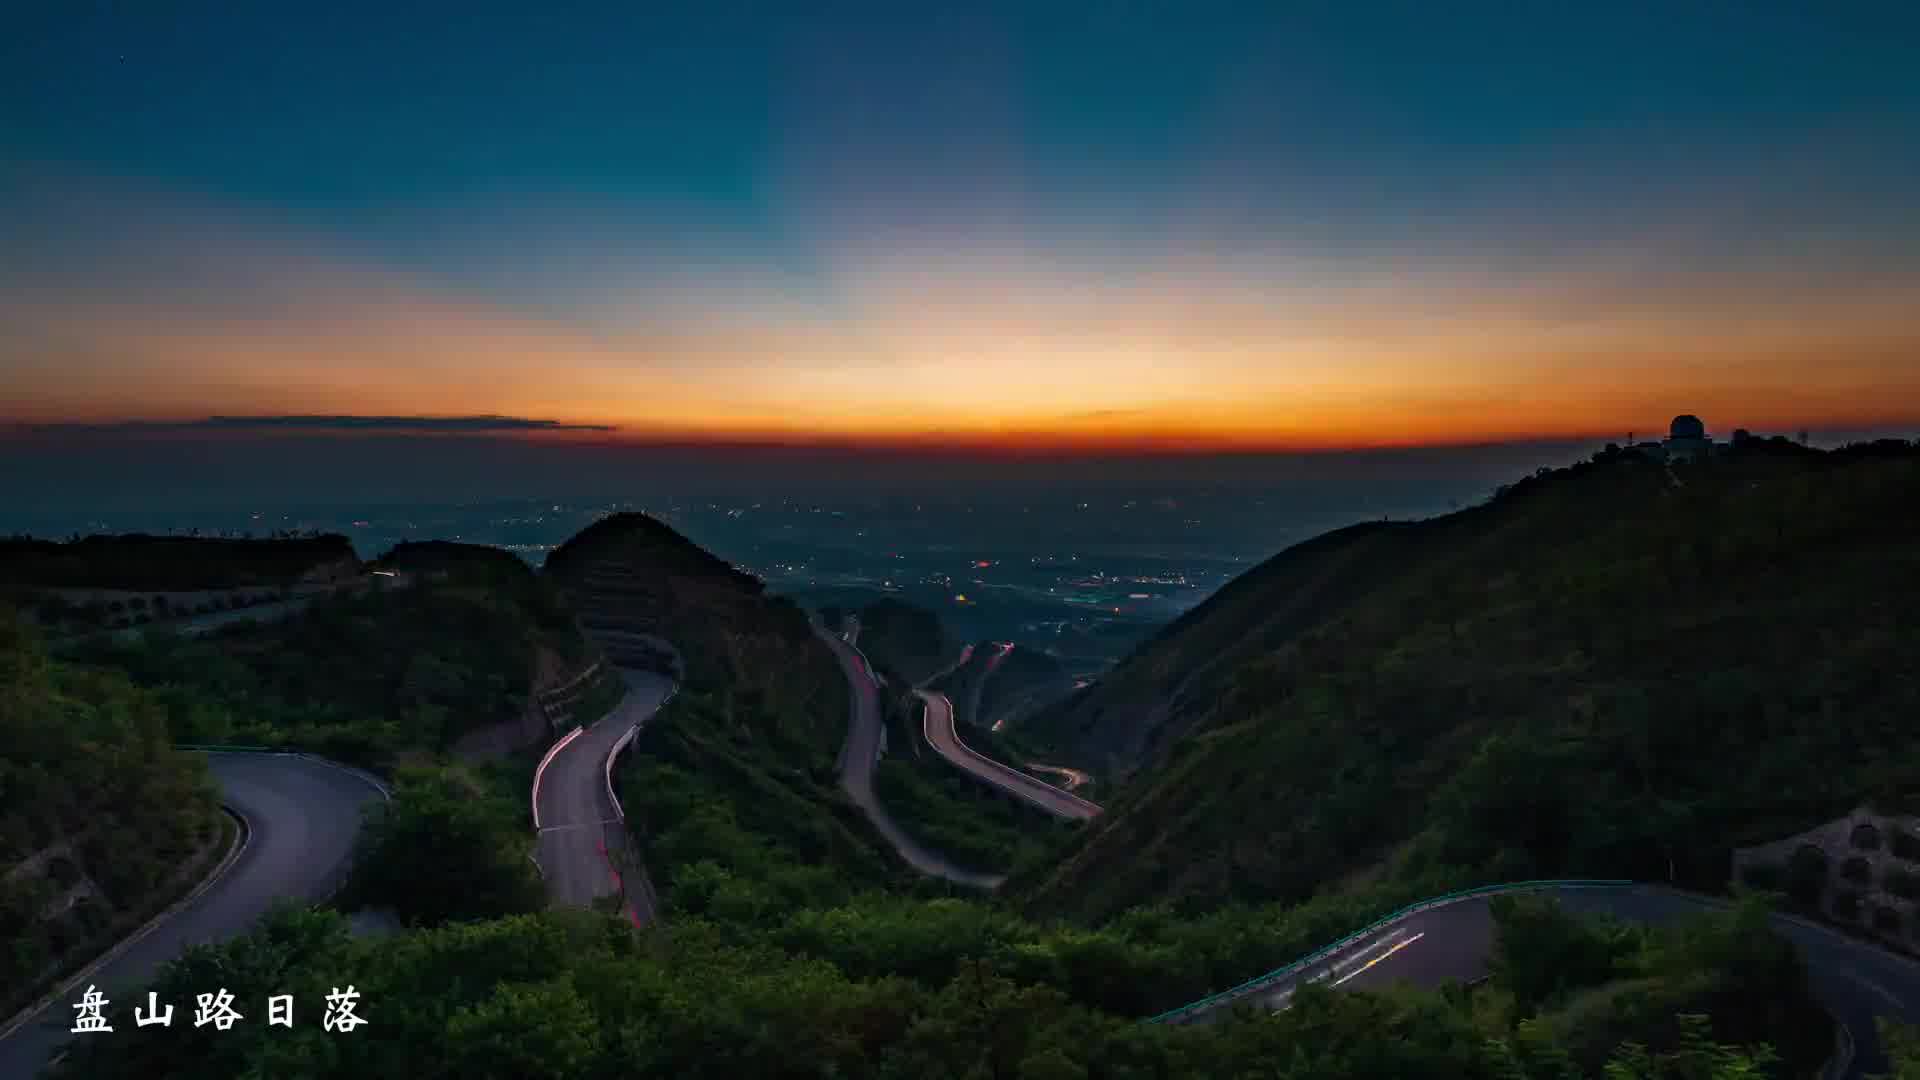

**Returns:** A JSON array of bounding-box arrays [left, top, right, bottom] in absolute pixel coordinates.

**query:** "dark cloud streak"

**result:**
[[26, 414, 618, 434]]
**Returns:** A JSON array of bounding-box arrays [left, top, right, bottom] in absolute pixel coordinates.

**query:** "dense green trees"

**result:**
[[45, 892, 1823, 1080], [58, 574, 581, 764], [19, 461, 1903, 1079], [342, 765, 544, 926], [1019, 446, 1920, 922], [622, 688, 897, 902], [0, 607, 223, 1017], [1875, 1019, 1920, 1079], [873, 755, 1069, 875], [863, 674, 1075, 876]]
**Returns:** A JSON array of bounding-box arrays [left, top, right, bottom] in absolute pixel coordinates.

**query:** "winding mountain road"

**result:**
[[532, 670, 674, 925], [916, 690, 1101, 822], [1166, 883, 1920, 1079], [0, 752, 388, 1079], [1023, 762, 1093, 791], [811, 618, 1004, 889]]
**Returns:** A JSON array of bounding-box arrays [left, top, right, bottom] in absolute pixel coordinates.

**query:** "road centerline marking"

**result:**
[[1332, 931, 1427, 988]]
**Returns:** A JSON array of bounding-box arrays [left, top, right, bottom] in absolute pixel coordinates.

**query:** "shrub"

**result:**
[[1851, 823, 1883, 850], [1741, 862, 1785, 891], [1832, 890, 1863, 922], [1841, 856, 1873, 884]]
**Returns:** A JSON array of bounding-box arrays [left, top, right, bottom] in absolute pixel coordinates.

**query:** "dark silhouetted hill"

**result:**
[[854, 597, 952, 685], [977, 646, 1072, 732], [0, 533, 359, 589], [543, 512, 892, 883], [1015, 440, 1920, 922]]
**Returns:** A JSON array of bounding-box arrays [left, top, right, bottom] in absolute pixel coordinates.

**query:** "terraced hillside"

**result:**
[[542, 513, 895, 889]]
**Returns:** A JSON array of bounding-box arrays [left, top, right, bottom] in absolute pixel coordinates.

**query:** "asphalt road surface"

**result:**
[[811, 620, 1004, 889], [0, 752, 387, 1078], [533, 670, 674, 924], [917, 690, 1102, 822], [1023, 762, 1094, 791], [1183, 884, 1920, 1079]]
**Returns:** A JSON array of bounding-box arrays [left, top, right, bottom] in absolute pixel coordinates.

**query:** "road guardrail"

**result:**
[[604, 686, 674, 824], [1146, 878, 1635, 1024], [529, 726, 585, 829]]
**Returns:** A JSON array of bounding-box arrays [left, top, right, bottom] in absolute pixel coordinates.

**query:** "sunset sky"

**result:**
[[5, 3, 1919, 452]]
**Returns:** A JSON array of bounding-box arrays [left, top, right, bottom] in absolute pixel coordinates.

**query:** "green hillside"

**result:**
[[544, 513, 891, 885], [976, 645, 1072, 733], [19, 495, 1894, 1079], [0, 608, 227, 1019], [544, 513, 845, 738], [58, 546, 595, 767], [1023, 518, 1414, 775], [1016, 439, 1920, 922]]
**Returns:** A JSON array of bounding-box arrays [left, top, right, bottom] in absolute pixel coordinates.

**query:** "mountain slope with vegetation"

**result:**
[[850, 597, 953, 685], [17, 495, 1894, 1079], [47, 860, 1841, 1080], [975, 645, 1073, 733], [544, 514, 892, 886], [1017, 440, 1920, 923], [0, 608, 226, 1019], [1024, 519, 1416, 775], [544, 513, 845, 735], [58, 541, 595, 767], [0, 532, 358, 589]]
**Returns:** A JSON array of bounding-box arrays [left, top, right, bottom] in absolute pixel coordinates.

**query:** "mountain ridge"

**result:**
[[1014, 440, 1920, 923]]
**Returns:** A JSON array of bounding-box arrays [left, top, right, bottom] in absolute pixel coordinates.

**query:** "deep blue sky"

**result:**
[[12, 5, 1919, 215]]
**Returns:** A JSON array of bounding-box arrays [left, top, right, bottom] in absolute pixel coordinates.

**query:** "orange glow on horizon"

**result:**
[[5, 183, 1919, 453]]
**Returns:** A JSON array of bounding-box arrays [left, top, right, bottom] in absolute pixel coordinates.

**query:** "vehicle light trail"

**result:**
[[1332, 931, 1426, 987]]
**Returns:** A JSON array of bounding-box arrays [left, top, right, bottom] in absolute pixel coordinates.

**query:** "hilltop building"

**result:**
[[1665, 413, 1714, 463], [1625, 414, 1727, 463]]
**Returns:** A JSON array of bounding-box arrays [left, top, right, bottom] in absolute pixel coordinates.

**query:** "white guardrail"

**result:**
[[1148, 879, 1635, 1024], [848, 639, 881, 688], [529, 726, 585, 829], [605, 686, 674, 824]]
